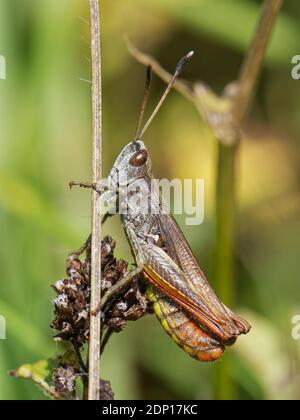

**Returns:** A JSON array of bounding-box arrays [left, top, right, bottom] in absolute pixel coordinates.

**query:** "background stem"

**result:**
[[214, 143, 236, 306], [88, 0, 102, 401], [214, 0, 283, 400], [232, 0, 284, 123], [214, 142, 238, 400]]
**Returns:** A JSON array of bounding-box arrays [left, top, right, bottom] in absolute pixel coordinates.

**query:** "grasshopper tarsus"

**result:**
[[69, 180, 96, 190]]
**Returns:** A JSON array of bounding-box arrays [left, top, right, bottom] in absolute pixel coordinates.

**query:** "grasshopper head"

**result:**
[[109, 140, 152, 186]]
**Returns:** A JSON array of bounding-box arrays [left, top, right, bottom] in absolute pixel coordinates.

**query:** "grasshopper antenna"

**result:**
[[135, 65, 152, 140], [140, 51, 194, 138]]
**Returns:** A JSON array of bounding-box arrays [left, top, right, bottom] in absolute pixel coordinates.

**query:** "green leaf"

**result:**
[[11, 360, 50, 383], [10, 359, 62, 400]]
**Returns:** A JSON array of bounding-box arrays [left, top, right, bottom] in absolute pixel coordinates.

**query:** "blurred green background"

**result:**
[[1, 0, 300, 400]]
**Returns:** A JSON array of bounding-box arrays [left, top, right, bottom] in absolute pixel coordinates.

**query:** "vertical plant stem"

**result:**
[[214, 0, 283, 400], [88, 0, 102, 401], [215, 143, 236, 305], [214, 142, 237, 401]]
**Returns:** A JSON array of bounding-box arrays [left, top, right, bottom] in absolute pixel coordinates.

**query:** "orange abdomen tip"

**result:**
[[193, 345, 225, 362]]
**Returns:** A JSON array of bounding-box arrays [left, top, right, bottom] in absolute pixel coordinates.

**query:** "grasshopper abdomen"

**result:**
[[147, 285, 225, 362]]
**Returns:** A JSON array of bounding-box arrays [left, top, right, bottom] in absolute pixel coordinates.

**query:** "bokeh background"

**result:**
[[1, 0, 300, 400]]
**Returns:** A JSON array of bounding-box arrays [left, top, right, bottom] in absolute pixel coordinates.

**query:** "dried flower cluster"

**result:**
[[51, 254, 91, 346], [99, 379, 114, 400], [49, 235, 149, 399], [51, 236, 148, 346], [52, 366, 114, 400], [52, 366, 77, 395]]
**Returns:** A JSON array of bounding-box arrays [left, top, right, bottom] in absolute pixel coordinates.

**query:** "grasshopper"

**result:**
[[73, 52, 251, 362]]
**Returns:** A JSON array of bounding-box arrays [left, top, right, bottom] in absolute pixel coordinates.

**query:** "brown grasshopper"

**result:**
[[72, 52, 251, 362]]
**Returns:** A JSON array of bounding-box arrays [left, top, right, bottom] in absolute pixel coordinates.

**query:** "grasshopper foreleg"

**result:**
[[69, 180, 118, 195], [69, 180, 106, 195]]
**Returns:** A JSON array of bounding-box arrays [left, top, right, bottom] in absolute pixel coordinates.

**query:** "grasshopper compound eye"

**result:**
[[129, 149, 148, 167]]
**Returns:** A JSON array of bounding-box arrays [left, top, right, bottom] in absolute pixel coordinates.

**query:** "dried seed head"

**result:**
[[51, 235, 149, 345], [100, 379, 114, 400], [53, 366, 76, 394]]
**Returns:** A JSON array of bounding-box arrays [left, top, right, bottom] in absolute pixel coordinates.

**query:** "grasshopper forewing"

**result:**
[[77, 52, 251, 362]]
